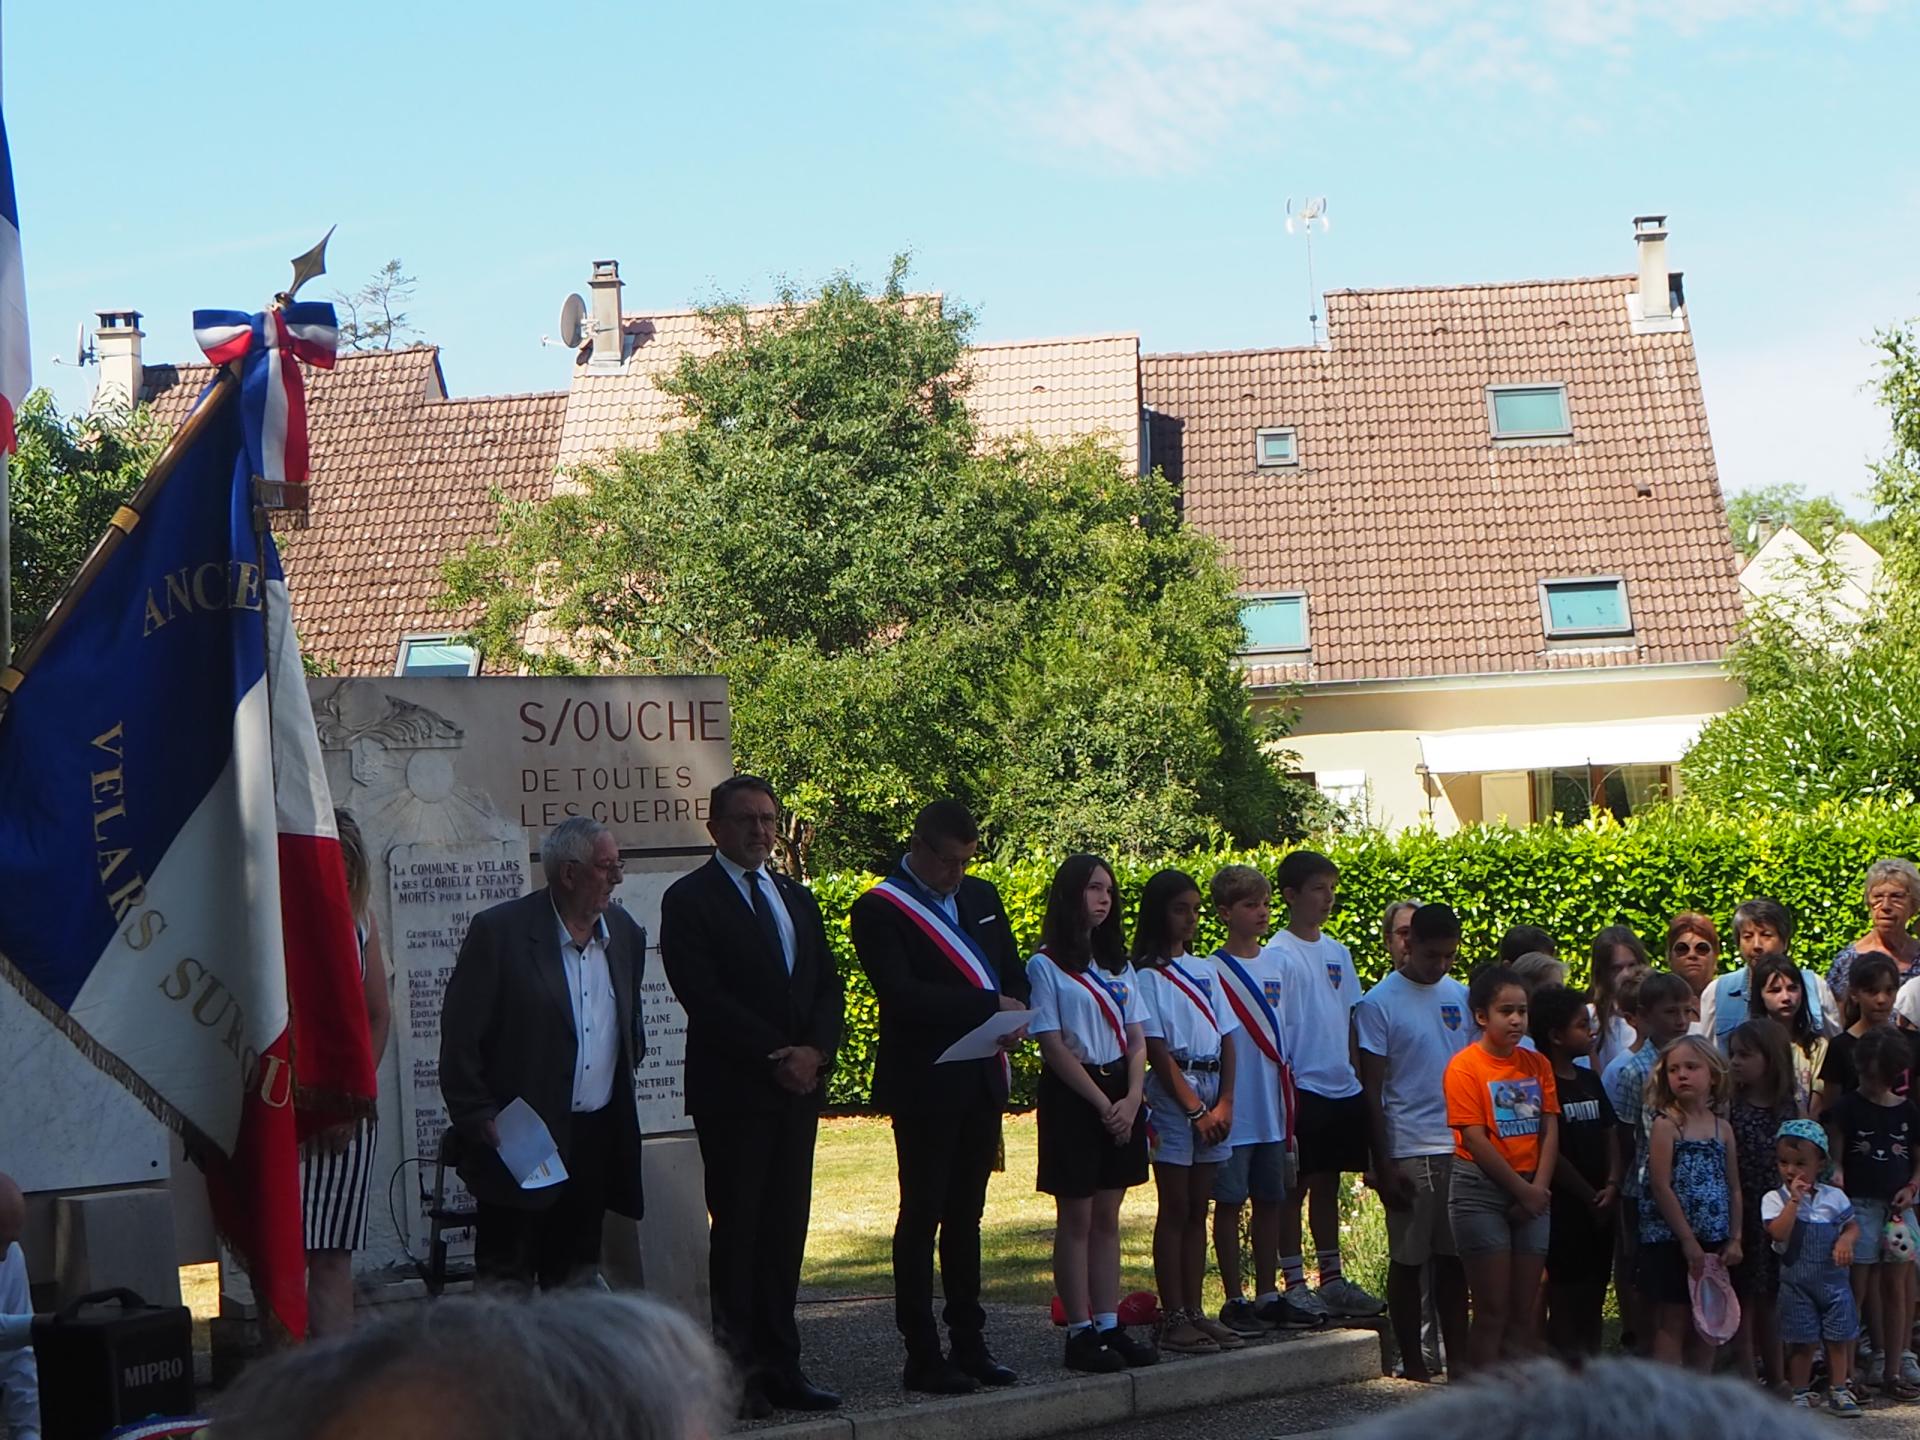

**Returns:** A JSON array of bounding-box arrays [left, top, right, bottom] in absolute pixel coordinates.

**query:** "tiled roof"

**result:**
[[142, 348, 565, 674], [1141, 275, 1744, 685], [558, 305, 1140, 473]]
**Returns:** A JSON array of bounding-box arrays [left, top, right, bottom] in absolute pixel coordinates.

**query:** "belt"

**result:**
[[1085, 1061, 1122, 1078], [1178, 1056, 1222, 1074]]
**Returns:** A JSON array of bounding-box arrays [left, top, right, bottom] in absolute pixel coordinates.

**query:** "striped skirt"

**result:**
[[300, 1115, 378, 1252]]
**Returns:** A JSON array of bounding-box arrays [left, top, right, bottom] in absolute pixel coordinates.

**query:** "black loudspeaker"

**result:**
[[30, 1288, 195, 1440]]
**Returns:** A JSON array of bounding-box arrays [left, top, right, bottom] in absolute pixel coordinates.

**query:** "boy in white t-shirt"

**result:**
[[1208, 865, 1319, 1333], [1270, 850, 1384, 1320], [1355, 903, 1472, 1380]]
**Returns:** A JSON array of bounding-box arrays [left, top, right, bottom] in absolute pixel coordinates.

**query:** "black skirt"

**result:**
[[1036, 1061, 1148, 1198]]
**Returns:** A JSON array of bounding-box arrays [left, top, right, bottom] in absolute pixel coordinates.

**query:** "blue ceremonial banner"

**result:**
[[0, 303, 373, 1338]]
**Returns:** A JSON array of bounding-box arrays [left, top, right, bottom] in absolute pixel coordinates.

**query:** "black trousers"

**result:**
[[474, 1103, 613, 1290], [892, 1105, 1000, 1362], [694, 1101, 820, 1381]]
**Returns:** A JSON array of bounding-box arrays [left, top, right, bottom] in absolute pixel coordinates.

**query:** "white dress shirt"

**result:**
[[0, 1241, 39, 1440], [714, 851, 796, 973], [555, 905, 618, 1113], [900, 855, 960, 924]]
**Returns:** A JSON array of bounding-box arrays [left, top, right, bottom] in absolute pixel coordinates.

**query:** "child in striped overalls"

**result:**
[[1764, 1119, 1862, 1416]]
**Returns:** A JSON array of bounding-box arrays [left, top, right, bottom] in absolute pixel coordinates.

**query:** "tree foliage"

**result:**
[[443, 258, 1310, 873], [1685, 316, 1920, 807], [331, 259, 420, 352], [5, 389, 167, 648], [1723, 480, 1871, 558]]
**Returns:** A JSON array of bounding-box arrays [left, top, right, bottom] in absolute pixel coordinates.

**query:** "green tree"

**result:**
[[1685, 316, 1920, 806], [5, 389, 167, 649], [443, 259, 1310, 872]]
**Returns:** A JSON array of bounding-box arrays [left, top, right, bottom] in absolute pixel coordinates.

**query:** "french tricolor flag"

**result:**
[[0, 89, 29, 452], [0, 307, 373, 1339]]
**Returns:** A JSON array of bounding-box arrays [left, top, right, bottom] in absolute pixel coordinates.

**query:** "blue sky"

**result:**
[[8, 1, 1917, 507]]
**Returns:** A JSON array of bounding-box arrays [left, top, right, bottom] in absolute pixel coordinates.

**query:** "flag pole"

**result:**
[[1, 447, 11, 665], [0, 367, 237, 718]]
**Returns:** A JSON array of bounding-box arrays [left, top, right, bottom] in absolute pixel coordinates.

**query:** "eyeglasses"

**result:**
[[1671, 940, 1715, 956], [721, 812, 780, 831], [585, 859, 625, 879]]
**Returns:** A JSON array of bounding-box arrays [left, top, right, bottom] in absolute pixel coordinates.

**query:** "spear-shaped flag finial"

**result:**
[[281, 225, 336, 304]]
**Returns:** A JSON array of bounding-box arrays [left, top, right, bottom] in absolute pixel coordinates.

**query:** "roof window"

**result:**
[[1241, 593, 1308, 653], [1539, 578, 1631, 639], [396, 635, 480, 677], [1255, 427, 1298, 468], [1489, 384, 1572, 441]]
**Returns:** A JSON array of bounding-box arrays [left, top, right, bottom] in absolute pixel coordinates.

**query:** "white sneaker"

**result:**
[[1901, 1350, 1920, 1387], [1316, 1277, 1387, 1317]]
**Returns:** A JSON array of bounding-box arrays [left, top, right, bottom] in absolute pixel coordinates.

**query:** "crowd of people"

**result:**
[[1047, 848, 1920, 1421], [40, 779, 1867, 1433]]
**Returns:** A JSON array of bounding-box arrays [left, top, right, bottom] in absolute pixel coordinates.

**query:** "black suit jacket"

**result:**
[[438, 888, 647, 1214], [659, 857, 844, 1116], [849, 870, 1030, 1114]]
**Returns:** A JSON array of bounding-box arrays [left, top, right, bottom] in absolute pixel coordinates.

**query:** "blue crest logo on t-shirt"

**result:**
[[1263, 979, 1285, 1010], [1440, 1003, 1462, 1032], [1325, 960, 1343, 990]]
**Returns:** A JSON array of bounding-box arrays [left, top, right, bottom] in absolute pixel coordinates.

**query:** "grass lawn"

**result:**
[[804, 1113, 1390, 1310]]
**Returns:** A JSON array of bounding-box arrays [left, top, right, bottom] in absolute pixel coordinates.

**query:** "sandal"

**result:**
[[1155, 1313, 1220, 1355]]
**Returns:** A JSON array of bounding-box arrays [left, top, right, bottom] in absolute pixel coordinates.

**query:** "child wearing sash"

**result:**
[[1027, 854, 1157, 1373], [1132, 868, 1243, 1355], [1209, 865, 1318, 1333]]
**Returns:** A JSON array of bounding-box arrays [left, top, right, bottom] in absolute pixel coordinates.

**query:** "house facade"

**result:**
[[117, 217, 1744, 832]]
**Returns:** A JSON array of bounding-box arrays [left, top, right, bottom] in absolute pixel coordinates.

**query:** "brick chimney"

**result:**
[[587, 260, 625, 370], [93, 309, 144, 411]]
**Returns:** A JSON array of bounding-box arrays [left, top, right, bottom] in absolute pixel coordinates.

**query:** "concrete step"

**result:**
[[752, 1327, 1382, 1440]]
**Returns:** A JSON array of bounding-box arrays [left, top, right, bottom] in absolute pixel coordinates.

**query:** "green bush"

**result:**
[[815, 802, 1920, 1107]]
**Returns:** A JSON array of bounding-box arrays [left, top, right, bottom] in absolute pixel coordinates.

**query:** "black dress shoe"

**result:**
[[950, 1347, 1017, 1387], [761, 1374, 843, 1411], [737, 1384, 774, 1421], [903, 1355, 979, 1394]]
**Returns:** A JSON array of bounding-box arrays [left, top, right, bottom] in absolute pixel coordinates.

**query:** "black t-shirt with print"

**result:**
[[1554, 1065, 1618, 1190], [1827, 1089, 1920, 1202]]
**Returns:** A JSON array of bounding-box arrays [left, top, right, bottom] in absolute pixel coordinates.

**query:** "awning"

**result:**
[[1416, 720, 1707, 775]]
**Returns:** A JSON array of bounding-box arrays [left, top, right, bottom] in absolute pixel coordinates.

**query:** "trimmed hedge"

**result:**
[[813, 802, 1920, 1107]]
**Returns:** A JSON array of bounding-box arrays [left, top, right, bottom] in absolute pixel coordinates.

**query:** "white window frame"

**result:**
[[1537, 576, 1633, 640], [1254, 426, 1299, 468], [1241, 592, 1310, 655], [394, 633, 481, 677], [1487, 383, 1573, 441]]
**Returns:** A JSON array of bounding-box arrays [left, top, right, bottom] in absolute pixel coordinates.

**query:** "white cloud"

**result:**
[[980, 0, 1884, 173]]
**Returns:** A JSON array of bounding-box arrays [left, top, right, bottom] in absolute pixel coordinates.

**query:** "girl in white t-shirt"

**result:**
[[1589, 926, 1649, 1074], [1133, 868, 1242, 1356], [1028, 854, 1155, 1374]]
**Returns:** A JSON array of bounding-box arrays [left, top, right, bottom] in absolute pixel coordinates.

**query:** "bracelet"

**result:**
[[1186, 1103, 1208, 1121]]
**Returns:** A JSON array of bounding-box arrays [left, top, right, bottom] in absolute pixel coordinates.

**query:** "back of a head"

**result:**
[[1499, 925, 1558, 965], [1346, 1356, 1826, 1440], [209, 1290, 728, 1440]]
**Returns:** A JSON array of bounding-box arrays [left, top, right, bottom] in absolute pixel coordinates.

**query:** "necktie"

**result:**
[[749, 870, 789, 973]]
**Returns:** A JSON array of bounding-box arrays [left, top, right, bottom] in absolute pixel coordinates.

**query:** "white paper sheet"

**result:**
[[936, 1009, 1035, 1064], [495, 1097, 569, 1189]]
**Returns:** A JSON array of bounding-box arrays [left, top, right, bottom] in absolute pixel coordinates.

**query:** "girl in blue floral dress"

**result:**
[[1640, 1035, 1743, 1372]]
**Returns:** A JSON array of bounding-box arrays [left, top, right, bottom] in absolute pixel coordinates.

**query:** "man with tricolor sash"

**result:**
[[850, 800, 1030, 1396]]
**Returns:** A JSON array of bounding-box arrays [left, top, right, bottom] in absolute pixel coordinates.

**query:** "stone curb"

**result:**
[[749, 1329, 1378, 1440]]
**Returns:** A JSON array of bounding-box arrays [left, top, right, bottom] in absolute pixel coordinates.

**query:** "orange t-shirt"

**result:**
[[1445, 1042, 1561, 1173]]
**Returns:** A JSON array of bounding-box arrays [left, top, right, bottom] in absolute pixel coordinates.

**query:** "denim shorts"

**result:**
[[1213, 1141, 1288, 1206], [1850, 1197, 1918, 1265], [1447, 1157, 1550, 1256], [1145, 1068, 1230, 1168]]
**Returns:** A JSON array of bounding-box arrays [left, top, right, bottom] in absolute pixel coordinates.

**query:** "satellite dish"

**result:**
[[1285, 196, 1330, 234], [557, 293, 587, 350], [75, 321, 89, 365]]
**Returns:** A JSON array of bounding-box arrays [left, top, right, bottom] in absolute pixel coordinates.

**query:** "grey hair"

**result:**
[[1381, 898, 1422, 942], [209, 1290, 730, 1440], [1865, 858, 1920, 907], [1347, 1356, 1826, 1440], [542, 815, 610, 883], [1511, 951, 1566, 988]]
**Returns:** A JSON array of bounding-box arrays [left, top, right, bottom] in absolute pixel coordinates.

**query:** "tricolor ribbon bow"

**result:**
[[191, 302, 339, 512]]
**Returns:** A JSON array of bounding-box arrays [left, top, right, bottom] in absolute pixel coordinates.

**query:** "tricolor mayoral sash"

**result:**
[[1212, 949, 1297, 1142]]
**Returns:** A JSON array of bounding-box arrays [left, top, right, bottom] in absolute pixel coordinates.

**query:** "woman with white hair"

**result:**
[[1829, 858, 1920, 1002]]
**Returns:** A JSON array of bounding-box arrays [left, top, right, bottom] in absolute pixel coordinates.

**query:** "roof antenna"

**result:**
[[1285, 197, 1330, 345]]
